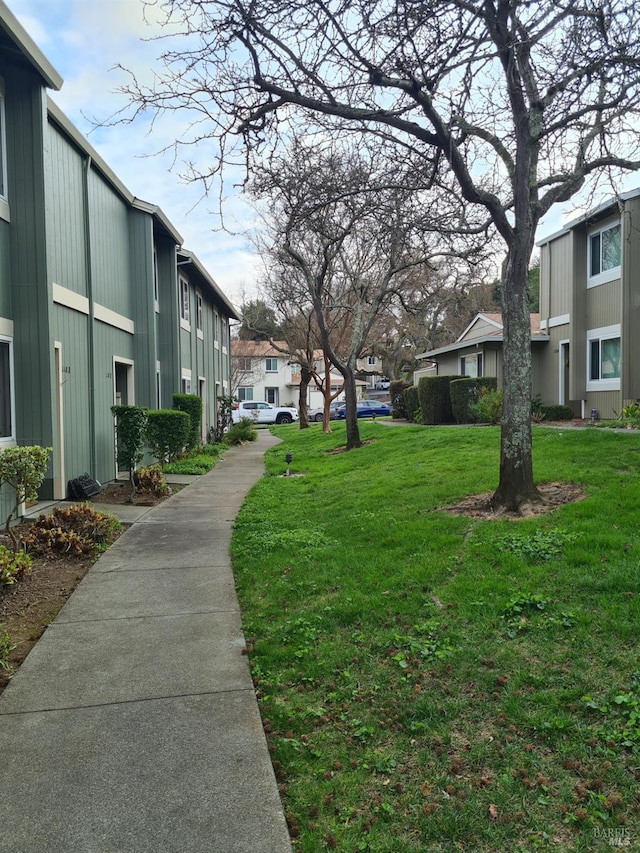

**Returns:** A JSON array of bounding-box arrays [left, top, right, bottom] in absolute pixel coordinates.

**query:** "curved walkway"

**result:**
[[0, 431, 292, 853]]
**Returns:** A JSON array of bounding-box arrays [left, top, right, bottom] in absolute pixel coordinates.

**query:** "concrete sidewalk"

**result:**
[[0, 431, 292, 853]]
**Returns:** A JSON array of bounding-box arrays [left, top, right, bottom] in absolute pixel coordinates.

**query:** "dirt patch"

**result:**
[[441, 482, 586, 520], [0, 551, 95, 693], [0, 483, 179, 695]]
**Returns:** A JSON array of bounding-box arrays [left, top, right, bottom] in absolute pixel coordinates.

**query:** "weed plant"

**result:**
[[232, 422, 640, 851]]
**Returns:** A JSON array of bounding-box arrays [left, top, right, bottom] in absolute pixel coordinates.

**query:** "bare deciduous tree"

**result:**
[[123, 0, 640, 510], [250, 140, 486, 449]]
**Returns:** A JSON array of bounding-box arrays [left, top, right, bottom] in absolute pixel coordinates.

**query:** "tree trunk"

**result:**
[[491, 243, 541, 512], [298, 366, 311, 429], [322, 353, 333, 433], [341, 366, 362, 449]]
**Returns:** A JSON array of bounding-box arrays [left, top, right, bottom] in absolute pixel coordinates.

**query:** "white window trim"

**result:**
[[587, 218, 621, 288], [196, 291, 203, 339], [586, 324, 621, 391], [181, 367, 192, 395], [0, 330, 15, 446], [179, 277, 191, 331], [460, 352, 483, 378], [265, 357, 278, 373]]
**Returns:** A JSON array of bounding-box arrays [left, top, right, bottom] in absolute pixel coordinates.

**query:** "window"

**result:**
[[238, 387, 253, 401], [182, 377, 192, 394], [460, 353, 483, 378], [179, 278, 190, 326], [588, 221, 621, 286], [155, 363, 161, 409], [367, 355, 376, 366], [214, 311, 220, 345], [238, 357, 253, 372], [0, 338, 13, 441], [265, 357, 278, 372], [222, 319, 229, 349], [196, 292, 203, 334], [587, 326, 620, 390]]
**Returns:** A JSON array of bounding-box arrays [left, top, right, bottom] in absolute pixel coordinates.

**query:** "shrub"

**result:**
[[164, 455, 216, 475], [470, 387, 503, 424], [0, 445, 51, 550], [418, 376, 456, 425], [23, 504, 122, 559], [450, 377, 498, 424], [201, 443, 224, 458], [538, 403, 574, 421], [0, 626, 15, 671], [225, 417, 258, 445], [133, 465, 170, 496], [0, 545, 31, 586], [146, 409, 191, 465], [111, 405, 148, 500], [403, 386, 420, 423], [172, 393, 203, 450], [390, 380, 411, 419], [215, 395, 235, 442]]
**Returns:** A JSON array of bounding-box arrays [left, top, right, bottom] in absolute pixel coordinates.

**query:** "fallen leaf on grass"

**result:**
[[488, 803, 498, 820]]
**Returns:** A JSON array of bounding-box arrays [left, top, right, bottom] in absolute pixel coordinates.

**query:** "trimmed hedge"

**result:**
[[450, 377, 498, 424], [172, 393, 203, 450], [403, 385, 420, 423], [539, 403, 574, 421], [112, 405, 148, 475], [146, 409, 190, 465], [418, 375, 457, 425], [390, 380, 411, 419]]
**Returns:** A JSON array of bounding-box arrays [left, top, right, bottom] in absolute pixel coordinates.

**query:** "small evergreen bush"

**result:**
[[0, 445, 51, 550], [146, 409, 190, 465], [390, 380, 411, 419], [403, 386, 420, 423], [470, 387, 503, 424], [172, 393, 203, 450], [112, 405, 148, 499], [450, 377, 498, 424], [418, 376, 456, 425], [539, 403, 574, 421], [226, 417, 258, 445]]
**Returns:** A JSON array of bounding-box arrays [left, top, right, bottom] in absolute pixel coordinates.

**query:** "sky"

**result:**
[[5, 0, 259, 310], [5, 0, 640, 308]]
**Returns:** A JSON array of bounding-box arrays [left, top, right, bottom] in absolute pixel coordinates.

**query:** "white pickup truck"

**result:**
[[231, 401, 299, 425]]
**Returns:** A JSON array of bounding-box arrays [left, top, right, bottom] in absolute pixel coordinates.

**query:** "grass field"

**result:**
[[230, 422, 640, 852]]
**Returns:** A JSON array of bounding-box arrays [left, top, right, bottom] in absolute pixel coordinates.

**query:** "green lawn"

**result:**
[[231, 423, 640, 852]]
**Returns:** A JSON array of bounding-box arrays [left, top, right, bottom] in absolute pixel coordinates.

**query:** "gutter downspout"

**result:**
[[83, 154, 97, 477]]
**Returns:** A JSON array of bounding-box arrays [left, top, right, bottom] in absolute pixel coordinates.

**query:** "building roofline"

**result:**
[[178, 249, 241, 320], [132, 198, 183, 245], [47, 98, 134, 203], [537, 187, 640, 247], [416, 333, 549, 360], [0, 1, 63, 90]]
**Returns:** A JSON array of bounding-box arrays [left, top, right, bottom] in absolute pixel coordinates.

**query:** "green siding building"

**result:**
[[0, 1, 239, 519]]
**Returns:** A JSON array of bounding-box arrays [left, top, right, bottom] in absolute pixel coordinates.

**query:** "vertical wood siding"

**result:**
[[44, 124, 87, 294], [88, 171, 131, 315], [53, 304, 91, 480]]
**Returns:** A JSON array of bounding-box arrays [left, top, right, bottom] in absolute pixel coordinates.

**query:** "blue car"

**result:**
[[336, 400, 392, 418]]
